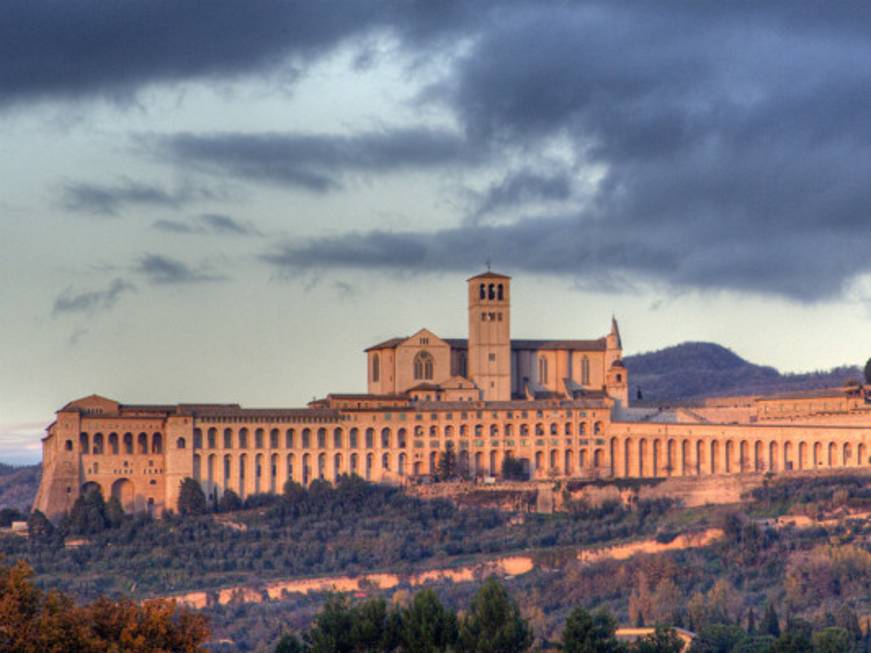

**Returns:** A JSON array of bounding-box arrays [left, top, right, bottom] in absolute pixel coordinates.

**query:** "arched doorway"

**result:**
[[111, 478, 135, 512]]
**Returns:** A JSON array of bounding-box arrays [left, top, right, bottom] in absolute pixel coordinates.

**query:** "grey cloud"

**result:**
[[0, 1, 503, 106], [52, 278, 135, 315], [137, 254, 226, 285], [152, 214, 261, 236], [62, 178, 217, 216], [474, 169, 573, 219], [157, 128, 478, 191], [265, 2, 871, 302]]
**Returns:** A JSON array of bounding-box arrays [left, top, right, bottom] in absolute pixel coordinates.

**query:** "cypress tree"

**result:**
[[177, 478, 208, 516], [459, 577, 532, 653], [762, 603, 780, 638]]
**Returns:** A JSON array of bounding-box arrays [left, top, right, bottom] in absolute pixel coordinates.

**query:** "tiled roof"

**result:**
[[371, 337, 607, 352], [467, 271, 512, 281]]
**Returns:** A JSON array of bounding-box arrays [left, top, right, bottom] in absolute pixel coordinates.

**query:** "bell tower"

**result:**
[[467, 271, 511, 401]]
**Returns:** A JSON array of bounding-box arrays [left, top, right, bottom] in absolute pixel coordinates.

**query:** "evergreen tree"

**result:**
[[177, 478, 208, 516], [400, 588, 459, 653], [275, 633, 307, 653], [352, 597, 398, 652], [27, 509, 55, 544], [437, 449, 457, 481], [459, 576, 532, 653], [105, 496, 125, 528], [631, 626, 683, 653], [835, 605, 862, 643], [305, 595, 361, 653], [762, 603, 780, 638], [812, 627, 854, 653], [746, 608, 756, 635], [218, 489, 242, 512], [864, 357, 871, 384], [561, 607, 623, 653], [69, 484, 108, 534], [689, 624, 747, 653], [501, 454, 527, 481]]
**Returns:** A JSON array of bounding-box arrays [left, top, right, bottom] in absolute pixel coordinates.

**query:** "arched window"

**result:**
[[317, 428, 326, 448], [270, 429, 279, 449], [372, 354, 380, 382], [488, 283, 495, 299], [223, 428, 233, 448], [479, 283, 486, 300], [176, 437, 186, 449], [65, 439, 73, 451], [93, 433, 104, 454], [239, 428, 249, 449], [255, 428, 264, 449], [538, 356, 548, 384], [497, 284, 504, 300], [152, 433, 163, 454], [286, 429, 295, 448], [333, 428, 343, 448], [414, 351, 434, 380], [365, 428, 375, 448], [123, 432, 133, 455], [459, 352, 467, 377], [109, 433, 119, 455], [207, 428, 217, 448], [302, 428, 311, 449], [581, 356, 590, 385], [193, 429, 203, 449]]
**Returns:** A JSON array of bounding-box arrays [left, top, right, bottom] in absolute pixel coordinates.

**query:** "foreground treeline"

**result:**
[[0, 558, 208, 653], [272, 577, 871, 653], [6, 475, 671, 599], [273, 577, 684, 653]]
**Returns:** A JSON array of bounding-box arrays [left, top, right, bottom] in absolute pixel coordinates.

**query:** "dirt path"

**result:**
[[166, 530, 722, 609]]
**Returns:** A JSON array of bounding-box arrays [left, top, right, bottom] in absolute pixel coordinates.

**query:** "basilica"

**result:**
[[34, 272, 871, 518]]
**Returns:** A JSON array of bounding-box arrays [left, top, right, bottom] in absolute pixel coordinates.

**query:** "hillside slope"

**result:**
[[0, 463, 40, 512], [624, 342, 862, 403]]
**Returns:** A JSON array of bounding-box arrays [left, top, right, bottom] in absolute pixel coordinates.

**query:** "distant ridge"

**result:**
[[0, 463, 40, 512], [624, 341, 862, 404]]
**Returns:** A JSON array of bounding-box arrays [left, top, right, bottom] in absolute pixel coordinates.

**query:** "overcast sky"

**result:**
[[2, 2, 871, 464]]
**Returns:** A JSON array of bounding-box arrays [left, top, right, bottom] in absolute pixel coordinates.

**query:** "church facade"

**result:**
[[33, 272, 871, 518]]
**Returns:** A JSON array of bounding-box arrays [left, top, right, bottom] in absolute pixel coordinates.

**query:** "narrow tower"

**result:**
[[467, 271, 511, 401]]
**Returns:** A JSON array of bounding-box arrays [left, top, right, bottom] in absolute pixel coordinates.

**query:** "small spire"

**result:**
[[485, 258, 492, 272], [610, 315, 622, 349]]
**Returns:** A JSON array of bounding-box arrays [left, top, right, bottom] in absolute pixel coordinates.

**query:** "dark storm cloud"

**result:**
[[52, 278, 135, 316], [152, 214, 261, 236], [157, 128, 477, 191], [264, 2, 871, 302], [0, 0, 501, 106], [61, 179, 217, 216], [473, 169, 573, 219], [136, 254, 226, 285]]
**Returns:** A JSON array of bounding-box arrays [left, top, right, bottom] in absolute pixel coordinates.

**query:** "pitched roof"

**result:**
[[467, 271, 512, 281], [369, 337, 607, 352]]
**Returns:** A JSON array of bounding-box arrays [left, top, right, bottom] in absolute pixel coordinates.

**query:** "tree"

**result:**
[[630, 626, 683, 653], [275, 633, 308, 653], [218, 488, 242, 512], [864, 357, 871, 384], [437, 449, 457, 481], [69, 484, 108, 534], [762, 602, 781, 638], [399, 588, 459, 653], [834, 605, 862, 643], [305, 595, 363, 653], [812, 627, 854, 653], [27, 509, 55, 545], [501, 454, 528, 481], [459, 576, 532, 653], [689, 624, 747, 653], [105, 495, 125, 528], [562, 606, 623, 653], [178, 478, 208, 516], [0, 507, 25, 528], [0, 559, 209, 652]]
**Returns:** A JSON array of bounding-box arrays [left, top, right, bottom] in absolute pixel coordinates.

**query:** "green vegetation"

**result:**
[[0, 475, 672, 600]]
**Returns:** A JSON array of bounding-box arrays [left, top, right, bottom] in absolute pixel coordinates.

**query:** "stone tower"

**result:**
[[467, 271, 511, 401]]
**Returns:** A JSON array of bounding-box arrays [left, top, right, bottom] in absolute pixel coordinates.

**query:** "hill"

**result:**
[[624, 341, 862, 403], [0, 463, 40, 512]]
